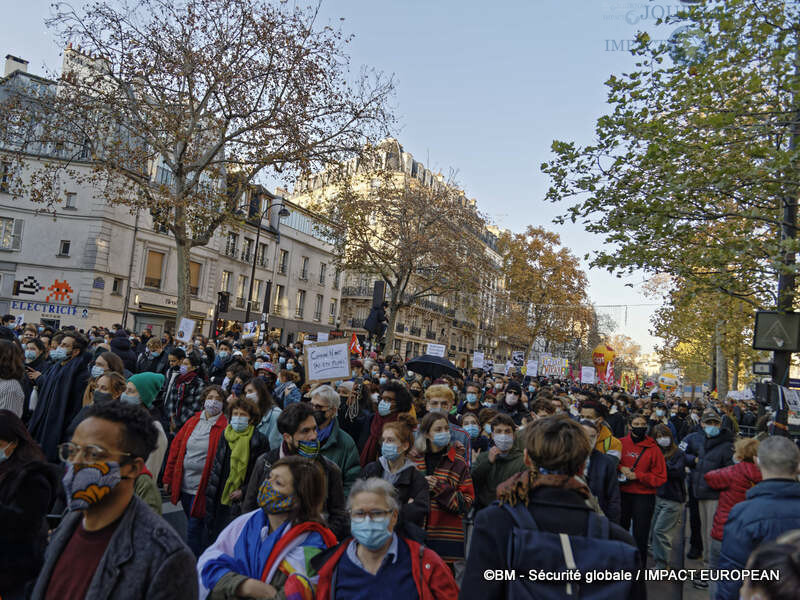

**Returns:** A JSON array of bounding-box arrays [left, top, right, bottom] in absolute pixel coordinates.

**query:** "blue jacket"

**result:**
[[585, 449, 621, 523], [657, 449, 687, 504], [717, 479, 800, 600]]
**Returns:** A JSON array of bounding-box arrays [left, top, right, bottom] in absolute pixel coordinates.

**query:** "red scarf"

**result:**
[[359, 412, 398, 466]]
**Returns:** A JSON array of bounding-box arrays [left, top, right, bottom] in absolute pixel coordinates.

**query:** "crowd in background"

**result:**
[[1, 313, 800, 600]]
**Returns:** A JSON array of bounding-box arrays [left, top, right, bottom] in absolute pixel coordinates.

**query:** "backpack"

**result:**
[[502, 502, 638, 599]]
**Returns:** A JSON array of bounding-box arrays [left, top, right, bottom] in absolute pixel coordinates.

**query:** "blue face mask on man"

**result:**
[[466, 392, 478, 405], [50, 347, 67, 362], [350, 515, 393, 550], [704, 424, 721, 437]]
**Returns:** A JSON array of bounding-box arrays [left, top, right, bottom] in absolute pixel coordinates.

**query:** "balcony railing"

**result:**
[[190, 286, 199, 297], [328, 315, 336, 325], [425, 330, 437, 340], [144, 277, 161, 289], [410, 326, 421, 337], [273, 304, 283, 315], [257, 255, 268, 268], [395, 323, 405, 333], [296, 308, 304, 319], [349, 318, 365, 328], [341, 286, 371, 298], [241, 250, 253, 263], [235, 296, 246, 309], [313, 311, 322, 322], [278, 264, 287, 275], [224, 245, 237, 258]]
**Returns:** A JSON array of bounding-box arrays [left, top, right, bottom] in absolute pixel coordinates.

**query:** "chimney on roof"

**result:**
[[4, 54, 28, 77]]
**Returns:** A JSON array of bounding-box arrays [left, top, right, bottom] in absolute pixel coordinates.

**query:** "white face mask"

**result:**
[[505, 393, 519, 406], [656, 437, 671, 447]]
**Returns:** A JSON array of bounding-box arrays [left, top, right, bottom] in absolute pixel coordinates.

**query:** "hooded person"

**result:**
[[496, 381, 526, 426], [124, 372, 169, 479], [109, 330, 138, 373]]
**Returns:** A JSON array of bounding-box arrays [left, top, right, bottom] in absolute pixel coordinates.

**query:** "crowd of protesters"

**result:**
[[1, 312, 799, 599]]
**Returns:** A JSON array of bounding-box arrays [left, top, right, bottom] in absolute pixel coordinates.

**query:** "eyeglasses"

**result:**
[[349, 509, 393, 523], [57, 442, 132, 464]]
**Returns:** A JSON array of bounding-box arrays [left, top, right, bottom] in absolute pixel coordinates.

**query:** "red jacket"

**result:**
[[618, 435, 667, 495], [314, 536, 459, 600], [704, 460, 762, 540], [163, 411, 227, 518]]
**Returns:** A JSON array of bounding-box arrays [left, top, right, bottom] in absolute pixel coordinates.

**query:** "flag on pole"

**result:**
[[606, 360, 614, 386], [349, 333, 362, 357]]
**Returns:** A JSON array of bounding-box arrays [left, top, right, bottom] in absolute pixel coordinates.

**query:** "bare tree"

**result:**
[[0, 0, 394, 321]]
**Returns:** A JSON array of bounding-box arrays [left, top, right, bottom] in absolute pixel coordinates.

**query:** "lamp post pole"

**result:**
[[244, 198, 268, 325]]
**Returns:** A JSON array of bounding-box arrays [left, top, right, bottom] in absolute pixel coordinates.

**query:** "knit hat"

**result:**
[[701, 408, 722, 424], [128, 372, 165, 408]]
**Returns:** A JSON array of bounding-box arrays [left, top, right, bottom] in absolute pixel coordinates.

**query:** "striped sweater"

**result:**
[[0, 378, 24, 417], [411, 443, 474, 565]]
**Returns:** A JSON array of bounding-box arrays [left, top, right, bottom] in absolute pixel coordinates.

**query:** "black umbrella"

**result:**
[[406, 354, 460, 379]]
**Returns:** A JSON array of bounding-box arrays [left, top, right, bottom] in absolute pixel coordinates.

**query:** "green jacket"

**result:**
[[134, 473, 162, 515], [470, 448, 526, 509], [320, 419, 361, 497]]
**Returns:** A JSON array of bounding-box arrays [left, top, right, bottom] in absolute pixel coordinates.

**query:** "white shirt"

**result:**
[[182, 411, 222, 495]]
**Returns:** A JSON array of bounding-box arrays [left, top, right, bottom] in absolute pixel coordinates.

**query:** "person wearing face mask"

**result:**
[[423, 384, 472, 466], [497, 381, 526, 426], [471, 414, 525, 511], [23, 338, 49, 375], [135, 337, 168, 375], [692, 408, 734, 577], [703, 437, 761, 597], [617, 412, 667, 560], [246, 377, 282, 450], [198, 456, 337, 600], [360, 413, 429, 530], [360, 381, 414, 467], [648, 424, 687, 571], [580, 399, 622, 465], [310, 385, 360, 497], [165, 354, 206, 433], [121, 373, 169, 486], [32, 402, 197, 600], [579, 418, 621, 524], [462, 412, 489, 460], [313, 478, 458, 600], [242, 402, 350, 540], [0, 340, 26, 419], [164, 385, 229, 556], [65, 372, 128, 442], [0, 410, 60, 600], [208, 341, 234, 385], [205, 397, 269, 543], [411, 412, 474, 570], [27, 332, 92, 462], [648, 402, 677, 439], [274, 369, 301, 407], [457, 381, 483, 421]]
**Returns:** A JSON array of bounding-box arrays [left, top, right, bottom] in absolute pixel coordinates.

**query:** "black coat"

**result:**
[[606, 412, 627, 439], [693, 429, 734, 500], [657, 448, 687, 503], [362, 460, 430, 529], [242, 447, 350, 541], [204, 428, 270, 539], [208, 357, 233, 386], [109, 334, 138, 373], [135, 352, 168, 375], [0, 460, 60, 594], [585, 450, 621, 524], [460, 486, 646, 600], [28, 352, 91, 462]]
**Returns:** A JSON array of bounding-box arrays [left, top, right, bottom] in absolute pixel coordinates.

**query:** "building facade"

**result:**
[[0, 55, 340, 342]]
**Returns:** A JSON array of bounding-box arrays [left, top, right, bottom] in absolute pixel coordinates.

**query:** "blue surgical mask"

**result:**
[[50, 347, 67, 361], [150, 351, 160, 358], [350, 516, 392, 550], [218, 351, 229, 360], [378, 399, 392, 417], [494, 433, 514, 452], [466, 392, 478, 404], [528, 385, 535, 394], [179, 365, 189, 376], [0, 442, 12, 463], [381, 442, 400, 461], [254, 361, 264, 370], [464, 424, 480, 438], [120, 393, 140, 405], [379, 376, 388, 385], [483, 423, 492, 434], [655, 409, 665, 417], [286, 363, 294, 370], [91, 365, 105, 378], [232, 383, 243, 395], [279, 356, 286, 364], [704, 425, 720, 437], [24, 349, 37, 362], [432, 431, 451, 448], [230, 416, 250, 432]]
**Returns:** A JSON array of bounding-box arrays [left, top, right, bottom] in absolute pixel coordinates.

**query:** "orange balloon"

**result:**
[[592, 343, 616, 376]]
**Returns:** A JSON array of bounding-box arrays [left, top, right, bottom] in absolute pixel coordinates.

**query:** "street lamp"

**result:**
[[244, 195, 290, 325]]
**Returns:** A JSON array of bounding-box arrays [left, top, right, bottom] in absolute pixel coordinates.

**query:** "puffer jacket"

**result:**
[[204, 427, 269, 539], [693, 429, 734, 500], [704, 460, 762, 541]]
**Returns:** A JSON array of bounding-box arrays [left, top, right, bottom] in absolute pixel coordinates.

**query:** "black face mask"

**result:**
[[410, 389, 421, 397], [93, 390, 114, 404], [313, 409, 328, 427], [630, 426, 648, 441]]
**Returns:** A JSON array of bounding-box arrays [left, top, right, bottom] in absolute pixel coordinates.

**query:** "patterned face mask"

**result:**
[[257, 479, 295, 514], [296, 439, 320, 459], [62, 461, 122, 511]]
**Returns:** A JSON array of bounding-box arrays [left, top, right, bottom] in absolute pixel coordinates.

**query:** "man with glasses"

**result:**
[[310, 384, 361, 496], [31, 402, 196, 600]]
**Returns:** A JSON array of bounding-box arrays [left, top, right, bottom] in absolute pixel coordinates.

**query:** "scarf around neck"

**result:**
[[221, 424, 254, 505]]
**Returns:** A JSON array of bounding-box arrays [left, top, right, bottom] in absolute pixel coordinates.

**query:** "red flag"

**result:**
[[606, 360, 614, 385], [349, 333, 362, 357]]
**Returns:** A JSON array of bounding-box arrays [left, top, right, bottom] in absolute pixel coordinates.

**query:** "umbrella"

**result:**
[[406, 354, 460, 379]]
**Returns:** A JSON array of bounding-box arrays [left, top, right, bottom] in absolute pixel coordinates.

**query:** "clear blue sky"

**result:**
[[2, 0, 690, 354]]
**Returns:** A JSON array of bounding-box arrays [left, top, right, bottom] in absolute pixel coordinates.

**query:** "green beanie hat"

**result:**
[[128, 372, 165, 408]]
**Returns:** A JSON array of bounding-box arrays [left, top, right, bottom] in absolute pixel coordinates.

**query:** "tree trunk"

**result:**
[[384, 287, 401, 354], [732, 349, 740, 391], [715, 320, 729, 401], [173, 205, 192, 329], [710, 335, 717, 392]]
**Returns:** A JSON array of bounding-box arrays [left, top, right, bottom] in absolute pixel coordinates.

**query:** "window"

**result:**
[[279, 249, 288, 275], [257, 243, 268, 267], [0, 162, 12, 193], [189, 261, 202, 297], [235, 274, 248, 308], [112, 278, 123, 295], [319, 263, 327, 285], [333, 268, 340, 289], [314, 294, 323, 321], [225, 232, 238, 257], [64, 192, 77, 209], [252, 279, 262, 302], [57, 240, 72, 256], [220, 270, 232, 292], [242, 238, 253, 263], [144, 250, 165, 288], [274, 284, 285, 315], [0, 218, 22, 250], [296, 289, 306, 318], [300, 256, 309, 280], [329, 298, 337, 325]]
